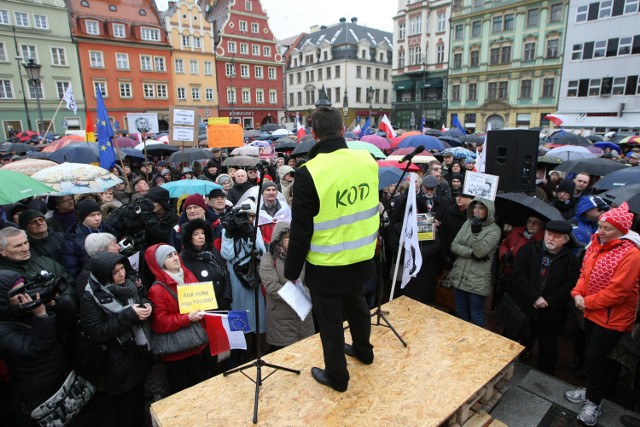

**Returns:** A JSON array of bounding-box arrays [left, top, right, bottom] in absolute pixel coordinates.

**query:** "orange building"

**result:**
[[65, 0, 173, 132]]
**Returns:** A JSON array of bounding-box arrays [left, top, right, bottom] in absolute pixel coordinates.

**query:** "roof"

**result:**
[[296, 19, 392, 50]]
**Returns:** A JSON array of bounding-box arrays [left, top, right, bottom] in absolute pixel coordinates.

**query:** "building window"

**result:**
[[501, 46, 511, 63], [399, 21, 406, 39], [398, 50, 405, 67], [189, 60, 198, 74], [193, 37, 201, 48], [471, 20, 481, 37], [375, 68, 380, 80], [269, 90, 277, 104], [86, 20, 100, 35], [21, 45, 36, 61], [549, 3, 563, 22], [542, 78, 555, 97], [356, 87, 362, 102], [453, 53, 462, 69], [242, 89, 250, 103], [251, 23, 259, 33], [572, 44, 582, 60], [227, 88, 236, 103], [468, 83, 477, 101], [206, 88, 214, 101], [600, 0, 613, 18], [268, 67, 276, 80], [326, 67, 331, 79], [612, 77, 626, 95], [520, 80, 532, 98], [255, 66, 263, 79], [240, 64, 249, 78], [177, 87, 186, 100], [335, 65, 340, 78], [384, 70, 389, 80], [334, 87, 340, 103], [175, 59, 184, 73], [113, 23, 125, 38], [0, 43, 6, 62], [0, 10, 9, 25], [228, 41, 236, 53], [492, 16, 503, 33], [239, 21, 247, 32], [588, 79, 601, 96], [576, 5, 588, 22], [470, 50, 479, 67], [252, 45, 259, 56], [157, 84, 167, 98], [225, 63, 235, 76], [619, 37, 633, 55], [383, 89, 388, 104], [626, 0, 639, 14], [191, 87, 200, 100], [436, 44, 445, 63], [594, 40, 607, 58], [240, 43, 248, 54], [289, 93, 294, 107], [356, 66, 361, 78], [297, 72, 302, 83], [498, 81, 508, 99], [437, 12, 446, 32], [263, 46, 271, 57], [119, 82, 132, 98], [504, 14, 514, 30], [490, 48, 500, 65], [451, 85, 460, 101], [154, 56, 166, 71], [546, 39, 559, 58], [28, 81, 43, 99], [56, 81, 69, 99], [488, 82, 497, 99], [90, 51, 104, 68], [116, 53, 129, 70], [245, 0, 252, 11], [182, 35, 190, 48], [527, 9, 539, 27], [14, 12, 29, 27], [524, 42, 536, 61], [567, 80, 578, 97], [256, 89, 264, 103], [366, 67, 372, 79], [34, 15, 48, 29], [51, 48, 67, 66], [94, 81, 107, 97], [143, 83, 155, 98], [141, 27, 160, 41], [140, 55, 152, 71], [454, 24, 463, 40], [409, 15, 422, 35]]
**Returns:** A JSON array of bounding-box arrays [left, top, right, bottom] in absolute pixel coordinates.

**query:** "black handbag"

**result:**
[[150, 281, 208, 357], [495, 292, 530, 340], [232, 257, 260, 289]]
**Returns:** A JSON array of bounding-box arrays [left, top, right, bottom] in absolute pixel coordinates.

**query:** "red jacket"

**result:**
[[145, 243, 207, 362], [571, 236, 640, 332]]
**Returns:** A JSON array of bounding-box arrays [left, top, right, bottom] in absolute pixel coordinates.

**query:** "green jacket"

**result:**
[[449, 197, 501, 296]]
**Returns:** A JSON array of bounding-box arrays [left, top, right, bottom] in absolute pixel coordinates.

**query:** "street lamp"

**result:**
[[229, 53, 236, 124], [22, 58, 44, 134], [342, 89, 348, 124], [366, 86, 374, 128]]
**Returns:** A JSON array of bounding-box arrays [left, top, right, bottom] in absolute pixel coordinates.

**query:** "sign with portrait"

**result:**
[[126, 113, 159, 135], [462, 171, 499, 201]]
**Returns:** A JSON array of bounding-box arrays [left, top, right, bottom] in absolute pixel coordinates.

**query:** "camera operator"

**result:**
[[170, 194, 222, 252], [144, 186, 179, 246]]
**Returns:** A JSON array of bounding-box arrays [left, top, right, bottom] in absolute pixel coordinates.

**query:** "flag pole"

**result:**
[[112, 138, 132, 192], [41, 97, 65, 140], [388, 226, 406, 302]]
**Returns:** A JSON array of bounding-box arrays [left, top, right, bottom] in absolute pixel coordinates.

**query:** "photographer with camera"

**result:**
[[144, 186, 179, 246]]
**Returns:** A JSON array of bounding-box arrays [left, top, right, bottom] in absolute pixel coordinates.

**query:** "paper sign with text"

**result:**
[[177, 282, 218, 314], [207, 123, 243, 148], [208, 117, 229, 125], [169, 106, 198, 146]]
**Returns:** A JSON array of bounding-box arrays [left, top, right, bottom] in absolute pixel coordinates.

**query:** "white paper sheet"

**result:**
[[277, 280, 312, 321]]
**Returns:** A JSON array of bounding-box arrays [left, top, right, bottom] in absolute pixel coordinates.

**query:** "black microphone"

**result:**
[[399, 145, 426, 163]]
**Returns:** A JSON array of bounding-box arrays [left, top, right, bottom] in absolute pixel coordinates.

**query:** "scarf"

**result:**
[[85, 276, 151, 350], [165, 268, 185, 285], [585, 238, 637, 295], [271, 243, 287, 261]]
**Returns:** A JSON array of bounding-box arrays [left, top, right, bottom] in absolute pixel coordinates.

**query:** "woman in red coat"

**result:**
[[145, 244, 209, 395], [565, 202, 640, 426]]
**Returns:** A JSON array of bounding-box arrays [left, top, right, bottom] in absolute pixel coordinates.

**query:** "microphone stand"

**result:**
[[369, 158, 417, 347], [223, 179, 300, 424]]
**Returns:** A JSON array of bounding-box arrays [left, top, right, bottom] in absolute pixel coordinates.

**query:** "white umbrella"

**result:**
[[546, 146, 597, 161], [231, 145, 260, 157], [271, 129, 292, 136], [31, 163, 123, 195]]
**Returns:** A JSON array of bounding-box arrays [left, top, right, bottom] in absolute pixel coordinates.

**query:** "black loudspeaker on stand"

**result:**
[[483, 129, 539, 193], [223, 180, 300, 424]]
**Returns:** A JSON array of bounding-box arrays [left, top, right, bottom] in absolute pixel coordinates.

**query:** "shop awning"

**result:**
[[393, 80, 415, 91], [422, 78, 443, 88]]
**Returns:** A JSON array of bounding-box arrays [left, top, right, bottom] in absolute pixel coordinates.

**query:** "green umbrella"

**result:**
[[0, 169, 56, 204], [347, 141, 386, 159]]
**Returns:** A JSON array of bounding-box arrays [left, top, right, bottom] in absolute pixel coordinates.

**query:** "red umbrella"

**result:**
[[377, 160, 421, 172], [386, 148, 436, 164], [390, 131, 421, 148], [360, 134, 390, 150], [41, 137, 88, 153], [16, 130, 39, 142], [113, 136, 138, 148]]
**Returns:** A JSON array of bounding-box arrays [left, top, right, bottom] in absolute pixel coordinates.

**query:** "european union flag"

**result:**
[[95, 88, 115, 170], [452, 114, 466, 135], [227, 310, 251, 332], [420, 117, 426, 132], [361, 117, 371, 136]]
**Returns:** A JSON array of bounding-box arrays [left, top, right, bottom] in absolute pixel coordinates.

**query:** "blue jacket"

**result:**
[[62, 222, 115, 279], [571, 196, 602, 246]]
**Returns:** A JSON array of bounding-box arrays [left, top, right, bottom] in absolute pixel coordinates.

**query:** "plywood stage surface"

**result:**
[[150, 296, 522, 426]]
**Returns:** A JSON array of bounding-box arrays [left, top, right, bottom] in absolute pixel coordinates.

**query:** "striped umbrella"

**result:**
[[347, 141, 386, 159]]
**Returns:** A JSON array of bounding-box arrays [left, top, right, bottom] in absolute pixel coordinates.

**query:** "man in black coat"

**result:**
[[19, 210, 65, 263], [439, 192, 474, 267], [510, 220, 580, 375]]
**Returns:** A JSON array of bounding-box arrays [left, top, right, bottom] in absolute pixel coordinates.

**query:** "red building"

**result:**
[[65, 0, 172, 131], [211, 0, 283, 129]]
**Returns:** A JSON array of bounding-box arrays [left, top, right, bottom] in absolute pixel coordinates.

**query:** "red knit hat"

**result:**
[[183, 194, 207, 211], [599, 202, 634, 234]]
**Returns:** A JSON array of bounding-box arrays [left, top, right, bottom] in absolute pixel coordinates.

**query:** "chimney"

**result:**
[[339, 17, 346, 23], [310, 25, 319, 33], [320, 25, 327, 30], [351, 17, 358, 24]]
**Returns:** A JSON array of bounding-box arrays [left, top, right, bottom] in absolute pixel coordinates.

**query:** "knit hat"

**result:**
[[18, 210, 45, 230], [160, 169, 171, 176], [555, 179, 575, 195], [262, 180, 277, 191], [422, 175, 439, 189], [155, 244, 177, 268], [146, 186, 171, 212], [599, 201, 634, 234], [77, 199, 102, 222], [216, 174, 232, 185], [183, 194, 207, 211]]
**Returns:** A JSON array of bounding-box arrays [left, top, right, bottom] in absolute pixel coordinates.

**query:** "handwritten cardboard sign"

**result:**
[[177, 282, 218, 314], [207, 122, 243, 148], [169, 107, 198, 146]]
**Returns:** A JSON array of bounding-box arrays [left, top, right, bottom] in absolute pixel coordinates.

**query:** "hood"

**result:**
[[277, 165, 295, 181], [181, 218, 214, 253], [576, 195, 600, 216], [467, 196, 496, 225], [0, 270, 22, 318], [269, 221, 290, 253], [89, 252, 129, 285], [622, 230, 640, 249]]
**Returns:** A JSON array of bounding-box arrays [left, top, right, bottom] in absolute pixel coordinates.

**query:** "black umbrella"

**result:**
[[424, 129, 442, 136], [601, 184, 640, 206], [593, 167, 640, 191], [260, 123, 281, 132], [495, 192, 563, 227], [461, 134, 485, 144], [300, 134, 315, 142], [291, 139, 316, 157], [439, 136, 462, 147], [144, 144, 180, 156], [537, 155, 563, 166], [553, 157, 626, 177], [274, 141, 298, 152], [168, 147, 213, 163], [444, 128, 465, 138], [586, 134, 604, 143], [0, 142, 36, 154], [550, 133, 591, 147]]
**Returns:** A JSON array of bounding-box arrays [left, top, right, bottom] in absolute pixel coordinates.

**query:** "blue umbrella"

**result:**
[[398, 135, 445, 150], [441, 147, 476, 160], [592, 167, 639, 191], [379, 166, 405, 190], [444, 128, 465, 138], [593, 141, 622, 153], [47, 143, 99, 163], [161, 179, 222, 198]]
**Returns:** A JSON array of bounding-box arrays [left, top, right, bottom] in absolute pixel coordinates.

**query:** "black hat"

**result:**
[[208, 188, 225, 199], [146, 186, 171, 212], [77, 199, 101, 222], [545, 220, 573, 235], [555, 179, 575, 195], [18, 209, 45, 230]]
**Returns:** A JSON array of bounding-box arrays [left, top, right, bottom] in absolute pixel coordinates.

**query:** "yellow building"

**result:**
[[163, 0, 219, 121]]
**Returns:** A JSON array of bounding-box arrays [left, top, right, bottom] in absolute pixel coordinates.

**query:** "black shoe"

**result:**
[[621, 415, 640, 427], [310, 367, 347, 392], [344, 344, 374, 365]]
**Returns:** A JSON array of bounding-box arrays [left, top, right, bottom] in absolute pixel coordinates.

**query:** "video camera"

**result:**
[[222, 203, 253, 237], [8, 270, 66, 310]]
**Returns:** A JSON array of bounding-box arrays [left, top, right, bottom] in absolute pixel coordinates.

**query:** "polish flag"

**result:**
[[204, 313, 247, 356], [352, 124, 361, 135], [441, 125, 447, 133], [296, 116, 306, 142], [378, 114, 396, 138]]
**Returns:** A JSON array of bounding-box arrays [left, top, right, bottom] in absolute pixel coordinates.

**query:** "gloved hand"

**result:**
[[471, 217, 483, 234]]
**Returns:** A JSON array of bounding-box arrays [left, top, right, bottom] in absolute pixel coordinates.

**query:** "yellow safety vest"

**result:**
[[304, 148, 379, 266]]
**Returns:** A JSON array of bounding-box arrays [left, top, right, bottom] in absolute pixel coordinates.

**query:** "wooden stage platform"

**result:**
[[150, 296, 523, 426]]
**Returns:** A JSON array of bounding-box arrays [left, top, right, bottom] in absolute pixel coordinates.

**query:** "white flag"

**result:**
[[62, 84, 77, 114], [475, 136, 488, 173], [400, 174, 422, 288]]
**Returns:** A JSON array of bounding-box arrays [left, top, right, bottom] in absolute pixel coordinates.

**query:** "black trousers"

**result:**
[[584, 319, 624, 404], [309, 287, 373, 388], [531, 319, 561, 375]]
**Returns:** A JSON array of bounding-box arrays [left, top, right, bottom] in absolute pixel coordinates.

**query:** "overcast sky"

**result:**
[[155, 0, 397, 40]]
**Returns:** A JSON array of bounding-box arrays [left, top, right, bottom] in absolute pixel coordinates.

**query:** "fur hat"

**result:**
[[18, 210, 45, 230], [146, 186, 171, 212], [599, 202, 634, 234], [183, 194, 207, 211], [77, 199, 101, 222], [155, 244, 177, 269]]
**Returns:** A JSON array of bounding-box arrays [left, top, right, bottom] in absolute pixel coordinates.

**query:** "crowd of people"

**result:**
[[0, 120, 638, 426]]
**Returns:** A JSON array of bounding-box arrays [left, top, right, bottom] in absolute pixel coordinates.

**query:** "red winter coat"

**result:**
[[145, 243, 207, 362], [571, 236, 640, 332]]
